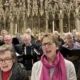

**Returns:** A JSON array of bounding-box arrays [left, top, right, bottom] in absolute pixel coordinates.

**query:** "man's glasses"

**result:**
[[42, 42, 54, 46], [0, 58, 12, 64], [4, 39, 11, 41]]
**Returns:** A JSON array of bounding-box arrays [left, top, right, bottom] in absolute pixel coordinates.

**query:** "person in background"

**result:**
[[1, 29, 8, 38], [0, 29, 8, 46], [53, 31, 64, 47], [75, 32, 80, 43], [4, 35, 13, 45], [0, 29, 19, 46], [15, 34, 40, 80], [31, 33, 77, 80], [0, 45, 29, 80], [0, 36, 4, 46], [61, 32, 80, 79], [26, 28, 36, 44]]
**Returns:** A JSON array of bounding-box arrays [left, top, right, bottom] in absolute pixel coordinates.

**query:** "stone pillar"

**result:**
[[75, 8, 80, 32], [22, 0, 26, 34], [68, 13, 70, 32], [45, 11, 48, 33], [59, 18, 63, 38], [58, 0, 63, 37], [10, 17, 14, 35], [23, 13, 27, 34], [75, 17, 79, 32], [58, 0, 63, 9], [52, 20, 54, 32], [59, 10, 63, 38], [15, 23, 17, 34], [74, 0, 80, 32], [52, 14, 55, 32]]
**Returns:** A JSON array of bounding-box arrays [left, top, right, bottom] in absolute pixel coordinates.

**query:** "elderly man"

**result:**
[[60, 32, 80, 79], [15, 34, 40, 79], [53, 31, 64, 47], [26, 28, 35, 43], [75, 32, 80, 43]]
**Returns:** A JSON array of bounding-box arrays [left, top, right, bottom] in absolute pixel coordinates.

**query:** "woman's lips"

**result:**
[[2, 66, 8, 68], [46, 50, 51, 53]]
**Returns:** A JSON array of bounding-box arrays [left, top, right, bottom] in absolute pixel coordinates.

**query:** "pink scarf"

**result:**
[[40, 52, 67, 80]]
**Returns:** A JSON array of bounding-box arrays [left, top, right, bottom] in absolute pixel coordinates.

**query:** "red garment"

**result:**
[[2, 70, 11, 80], [40, 52, 67, 80]]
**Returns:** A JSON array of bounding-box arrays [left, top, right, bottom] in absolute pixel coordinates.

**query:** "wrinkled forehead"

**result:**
[[23, 35, 31, 41], [1, 30, 8, 34], [0, 51, 12, 58], [26, 29, 31, 34], [42, 36, 53, 43], [66, 36, 73, 39], [4, 36, 12, 40]]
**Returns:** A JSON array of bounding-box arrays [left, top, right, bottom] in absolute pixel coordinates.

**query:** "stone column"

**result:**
[[22, 0, 26, 34], [52, 20, 54, 32], [52, 14, 55, 32], [74, 0, 80, 32], [45, 0, 48, 33], [58, 0, 63, 37], [15, 23, 17, 34], [68, 13, 70, 32], [45, 11, 48, 33], [74, 8, 80, 32], [75, 17, 79, 32], [59, 10, 63, 38], [23, 13, 27, 34], [58, 0, 63, 9], [10, 16, 14, 35]]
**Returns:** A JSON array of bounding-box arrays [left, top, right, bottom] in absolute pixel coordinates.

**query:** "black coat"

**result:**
[[14, 44, 40, 70]]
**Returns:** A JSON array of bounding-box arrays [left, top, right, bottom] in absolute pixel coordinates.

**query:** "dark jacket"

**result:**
[[0, 63, 29, 80], [14, 44, 40, 70]]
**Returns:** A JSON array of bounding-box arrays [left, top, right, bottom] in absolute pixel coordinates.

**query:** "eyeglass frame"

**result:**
[[0, 57, 12, 64], [42, 42, 54, 46]]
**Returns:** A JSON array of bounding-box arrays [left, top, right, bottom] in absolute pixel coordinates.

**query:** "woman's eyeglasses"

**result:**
[[42, 42, 54, 46], [0, 58, 12, 64]]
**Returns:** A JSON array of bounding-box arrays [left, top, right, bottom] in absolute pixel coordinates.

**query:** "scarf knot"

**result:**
[[40, 52, 67, 80]]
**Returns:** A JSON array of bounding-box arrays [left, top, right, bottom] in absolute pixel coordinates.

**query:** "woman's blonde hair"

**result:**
[[41, 33, 59, 47]]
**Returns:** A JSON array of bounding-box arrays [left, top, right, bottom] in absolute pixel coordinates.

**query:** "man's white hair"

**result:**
[[23, 34, 31, 41], [64, 32, 73, 39]]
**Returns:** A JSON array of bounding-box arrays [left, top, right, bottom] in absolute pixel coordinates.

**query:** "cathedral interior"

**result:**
[[0, 0, 80, 35]]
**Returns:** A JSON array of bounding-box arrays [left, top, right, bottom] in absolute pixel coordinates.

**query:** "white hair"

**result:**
[[64, 32, 73, 39], [23, 34, 31, 41]]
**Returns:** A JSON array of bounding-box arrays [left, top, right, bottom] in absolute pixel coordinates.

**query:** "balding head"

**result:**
[[26, 28, 32, 35], [23, 34, 31, 46], [53, 31, 59, 38]]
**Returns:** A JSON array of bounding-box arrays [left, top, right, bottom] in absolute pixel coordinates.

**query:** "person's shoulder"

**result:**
[[64, 59, 73, 65], [32, 61, 42, 69], [33, 61, 42, 66], [13, 63, 26, 70], [64, 59, 75, 69]]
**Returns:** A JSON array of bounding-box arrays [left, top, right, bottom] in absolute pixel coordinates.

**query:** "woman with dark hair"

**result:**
[[0, 45, 29, 80]]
